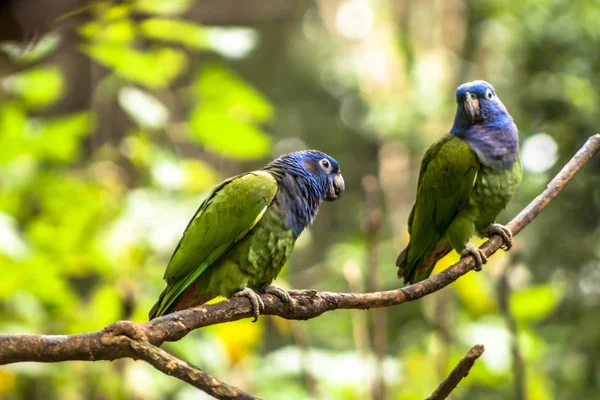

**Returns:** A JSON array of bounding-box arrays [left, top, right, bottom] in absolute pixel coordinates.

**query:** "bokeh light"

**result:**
[[521, 133, 559, 173]]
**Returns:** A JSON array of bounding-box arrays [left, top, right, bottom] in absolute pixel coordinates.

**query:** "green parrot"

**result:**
[[397, 80, 522, 284], [149, 150, 344, 320]]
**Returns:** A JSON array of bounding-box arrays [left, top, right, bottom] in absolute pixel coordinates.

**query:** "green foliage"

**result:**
[[80, 43, 188, 88], [190, 63, 273, 159], [510, 284, 563, 322], [138, 18, 210, 49], [133, 0, 195, 16], [79, 19, 136, 43], [4, 67, 64, 108]]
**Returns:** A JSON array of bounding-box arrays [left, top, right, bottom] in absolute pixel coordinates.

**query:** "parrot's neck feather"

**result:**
[[263, 168, 324, 237], [451, 120, 519, 169], [450, 94, 519, 169]]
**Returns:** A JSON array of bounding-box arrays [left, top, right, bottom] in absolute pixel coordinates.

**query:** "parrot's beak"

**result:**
[[463, 91, 482, 123], [327, 173, 345, 201]]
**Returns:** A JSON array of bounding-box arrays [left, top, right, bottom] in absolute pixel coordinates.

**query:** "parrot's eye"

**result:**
[[319, 158, 332, 172], [485, 88, 494, 100]]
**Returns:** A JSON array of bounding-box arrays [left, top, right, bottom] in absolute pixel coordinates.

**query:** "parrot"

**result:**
[[396, 80, 522, 284], [149, 150, 344, 321]]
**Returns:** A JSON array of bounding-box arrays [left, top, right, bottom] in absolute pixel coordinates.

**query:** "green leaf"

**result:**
[[78, 19, 136, 43], [138, 18, 210, 50], [0, 105, 92, 163], [195, 63, 273, 123], [27, 112, 94, 162], [3, 66, 64, 108], [0, 102, 27, 163], [509, 284, 563, 322], [101, 3, 131, 20], [133, 0, 194, 16], [80, 43, 188, 88], [188, 63, 273, 159], [190, 106, 271, 159]]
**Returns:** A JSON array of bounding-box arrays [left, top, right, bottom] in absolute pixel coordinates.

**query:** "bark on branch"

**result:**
[[426, 344, 485, 400], [1, 134, 599, 399]]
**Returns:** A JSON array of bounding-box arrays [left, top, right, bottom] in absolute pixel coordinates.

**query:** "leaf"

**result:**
[[138, 18, 210, 50], [3, 66, 64, 108], [78, 19, 136, 43], [79, 285, 122, 331], [133, 0, 194, 16], [0, 102, 27, 163], [195, 63, 273, 123], [80, 43, 188, 88], [509, 284, 563, 322], [27, 112, 94, 162], [101, 3, 131, 20], [0, 106, 92, 164], [188, 63, 273, 159], [190, 106, 271, 159]]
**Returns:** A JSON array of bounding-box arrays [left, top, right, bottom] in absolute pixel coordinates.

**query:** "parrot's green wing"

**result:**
[[405, 134, 480, 278], [153, 171, 278, 317]]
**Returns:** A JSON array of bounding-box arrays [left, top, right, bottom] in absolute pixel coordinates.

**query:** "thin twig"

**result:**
[[426, 344, 485, 400], [128, 339, 259, 400], [98, 321, 259, 400], [0, 134, 598, 396]]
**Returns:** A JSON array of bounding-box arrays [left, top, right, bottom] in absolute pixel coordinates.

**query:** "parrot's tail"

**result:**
[[396, 242, 452, 284], [395, 246, 410, 278], [148, 282, 215, 320]]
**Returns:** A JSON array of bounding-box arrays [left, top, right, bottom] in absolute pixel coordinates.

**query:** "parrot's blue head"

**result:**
[[297, 150, 344, 201], [450, 80, 519, 169], [264, 150, 344, 236], [266, 150, 344, 201]]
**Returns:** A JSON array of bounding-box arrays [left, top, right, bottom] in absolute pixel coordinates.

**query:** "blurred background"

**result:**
[[0, 0, 599, 399]]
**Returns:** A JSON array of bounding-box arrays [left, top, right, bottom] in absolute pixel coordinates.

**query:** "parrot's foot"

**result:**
[[262, 284, 292, 304], [233, 288, 264, 322], [486, 223, 513, 250], [461, 242, 488, 271]]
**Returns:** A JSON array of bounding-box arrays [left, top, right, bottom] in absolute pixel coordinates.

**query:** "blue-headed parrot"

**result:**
[[150, 150, 344, 320], [397, 80, 522, 284]]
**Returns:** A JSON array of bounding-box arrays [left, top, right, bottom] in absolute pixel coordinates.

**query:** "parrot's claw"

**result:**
[[233, 288, 264, 322], [262, 284, 292, 304], [486, 223, 513, 251], [461, 242, 488, 271]]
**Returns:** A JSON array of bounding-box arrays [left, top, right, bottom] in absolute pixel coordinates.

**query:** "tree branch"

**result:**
[[426, 344, 485, 400], [127, 338, 259, 400], [102, 321, 259, 400], [1, 134, 599, 397]]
